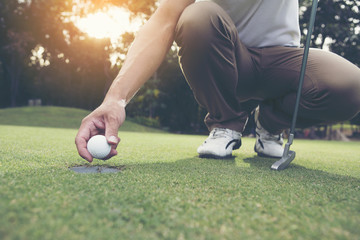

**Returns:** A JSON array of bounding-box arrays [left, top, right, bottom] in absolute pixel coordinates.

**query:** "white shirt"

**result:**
[[196, 0, 301, 47]]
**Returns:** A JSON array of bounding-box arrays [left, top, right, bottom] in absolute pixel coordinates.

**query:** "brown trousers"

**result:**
[[175, 2, 360, 134]]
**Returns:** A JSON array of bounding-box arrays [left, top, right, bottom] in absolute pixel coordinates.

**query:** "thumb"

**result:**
[[105, 116, 120, 145]]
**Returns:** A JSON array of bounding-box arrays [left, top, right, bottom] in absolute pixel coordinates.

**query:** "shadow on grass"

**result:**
[[196, 154, 300, 171], [242, 156, 303, 170], [126, 155, 360, 185], [67, 154, 359, 187], [191, 153, 300, 171], [69, 165, 125, 174]]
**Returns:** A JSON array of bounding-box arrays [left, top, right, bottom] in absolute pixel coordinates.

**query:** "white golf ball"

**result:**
[[87, 135, 111, 159]]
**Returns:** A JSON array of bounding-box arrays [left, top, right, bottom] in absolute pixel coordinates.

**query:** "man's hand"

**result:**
[[75, 100, 126, 162], [75, 0, 195, 162]]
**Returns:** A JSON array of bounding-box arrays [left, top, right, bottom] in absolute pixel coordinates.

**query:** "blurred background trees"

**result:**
[[0, 0, 359, 133]]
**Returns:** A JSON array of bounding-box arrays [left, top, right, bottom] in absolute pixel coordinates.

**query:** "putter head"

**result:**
[[271, 150, 296, 171]]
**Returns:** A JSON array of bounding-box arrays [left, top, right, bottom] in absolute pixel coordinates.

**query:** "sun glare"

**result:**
[[75, 7, 142, 40]]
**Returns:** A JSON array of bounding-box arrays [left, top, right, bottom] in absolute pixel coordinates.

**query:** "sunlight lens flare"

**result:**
[[76, 7, 142, 40]]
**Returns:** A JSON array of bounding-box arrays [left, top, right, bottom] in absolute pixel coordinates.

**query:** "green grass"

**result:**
[[0, 107, 360, 239], [0, 106, 163, 132]]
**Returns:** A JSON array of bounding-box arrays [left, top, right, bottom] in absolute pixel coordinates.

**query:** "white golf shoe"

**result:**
[[254, 108, 284, 158], [197, 128, 242, 159]]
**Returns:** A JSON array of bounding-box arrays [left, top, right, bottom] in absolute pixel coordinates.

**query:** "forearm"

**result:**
[[76, 0, 195, 161], [105, 0, 194, 104], [106, 22, 174, 104]]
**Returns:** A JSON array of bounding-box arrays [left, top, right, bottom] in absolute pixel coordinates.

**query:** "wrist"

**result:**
[[103, 97, 127, 108], [105, 77, 134, 106], [104, 86, 128, 107], [118, 99, 127, 108]]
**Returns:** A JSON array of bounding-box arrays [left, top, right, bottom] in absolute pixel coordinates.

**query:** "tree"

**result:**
[[0, 0, 156, 108], [0, 0, 76, 106], [300, 0, 360, 65], [84, 0, 156, 17], [1, 0, 358, 133], [0, 1, 34, 106]]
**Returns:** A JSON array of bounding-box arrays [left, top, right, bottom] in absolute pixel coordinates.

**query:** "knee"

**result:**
[[321, 73, 360, 120], [175, 2, 224, 46], [334, 71, 360, 103], [309, 50, 360, 118], [343, 76, 360, 117]]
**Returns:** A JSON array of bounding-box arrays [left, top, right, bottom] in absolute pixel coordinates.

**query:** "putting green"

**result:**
[[0, 124, 359, 240]]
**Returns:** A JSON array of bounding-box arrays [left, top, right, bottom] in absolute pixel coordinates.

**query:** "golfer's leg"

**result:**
[[175, 2, 257, 132], [259, 48, 360, 134]]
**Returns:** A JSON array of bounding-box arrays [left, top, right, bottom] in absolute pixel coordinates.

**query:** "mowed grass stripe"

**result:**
[[0, 106, 164, 132], [0, 124, 359, 239]]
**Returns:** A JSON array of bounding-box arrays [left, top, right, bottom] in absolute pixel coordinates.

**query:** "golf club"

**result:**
[[271, 0, 319, 170]]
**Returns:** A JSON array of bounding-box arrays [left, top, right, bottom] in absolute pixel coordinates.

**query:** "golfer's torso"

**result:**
[[196, 0, 301, 47]]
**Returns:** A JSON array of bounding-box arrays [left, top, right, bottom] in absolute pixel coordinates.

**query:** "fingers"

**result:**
[[104, 113, 122, 146], [75, 102, 126, 162], [75, 116, 103, 163], [75, 125, 94, 162], [103, 108, 125, 159], [101, 148, 118, 161], [75, 135, 94, 162], [93, 119, 105, 132]]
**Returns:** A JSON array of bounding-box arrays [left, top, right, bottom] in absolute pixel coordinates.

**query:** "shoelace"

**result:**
[[263, 131, 282, 142], [257, 125, 282, 142], [211, 128, 231, 139]]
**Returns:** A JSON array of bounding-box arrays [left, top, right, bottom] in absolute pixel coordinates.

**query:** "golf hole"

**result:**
[[69, 165, 123, 174]]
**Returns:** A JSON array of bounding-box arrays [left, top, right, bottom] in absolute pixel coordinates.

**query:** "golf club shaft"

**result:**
[[290, 0, 318, 134], [271, 0, 319, 170]]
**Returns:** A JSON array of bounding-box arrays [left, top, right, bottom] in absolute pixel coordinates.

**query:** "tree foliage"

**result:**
[[300, 0, 360, 65], [0, 0, 359, 132], [87, 0, 156, 17]]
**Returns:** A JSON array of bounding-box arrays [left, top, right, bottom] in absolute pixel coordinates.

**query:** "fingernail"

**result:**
[[108, 136, 118, 144]]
